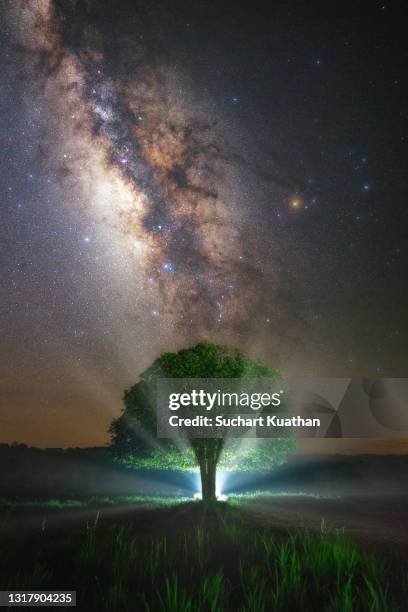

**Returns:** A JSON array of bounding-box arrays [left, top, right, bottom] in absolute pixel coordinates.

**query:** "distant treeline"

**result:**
[[1, 444, 408, 499], [225, 454, 408, 496], [0, 444, 192, 499]]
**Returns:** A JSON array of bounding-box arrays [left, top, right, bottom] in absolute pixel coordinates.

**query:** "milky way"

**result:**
[[7, 0, 307, 356], [2, 0, 406, 446]]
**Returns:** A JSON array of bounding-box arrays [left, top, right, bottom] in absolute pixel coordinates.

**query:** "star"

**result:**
[[162, 262, 174, 272], [0, 0, 406, 452]]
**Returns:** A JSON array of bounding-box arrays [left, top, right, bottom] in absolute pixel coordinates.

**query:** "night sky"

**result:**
[[0, 0, 407, 447]]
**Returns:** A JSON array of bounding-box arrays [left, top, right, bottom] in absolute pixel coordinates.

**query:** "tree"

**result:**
[[109, 343, 295, 501]]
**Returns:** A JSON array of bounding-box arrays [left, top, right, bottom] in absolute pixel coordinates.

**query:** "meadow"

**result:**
[[0, 496, 406, 611]]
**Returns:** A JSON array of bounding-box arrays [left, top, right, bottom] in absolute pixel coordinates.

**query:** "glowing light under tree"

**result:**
[[193, 464, 230, 501], [109, 343, 295, 502]]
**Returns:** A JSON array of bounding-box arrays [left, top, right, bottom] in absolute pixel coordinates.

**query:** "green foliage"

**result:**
[[152, 575, 195, 612], [0, 495, 189, 510], [109, 342, 295, 473], [217, 438, 296, 471], [145, 342, 275, 380], [1, 505, 402, 610], [78, 514, 100, 567]]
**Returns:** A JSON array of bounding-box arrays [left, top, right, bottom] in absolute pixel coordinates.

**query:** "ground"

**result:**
[[0, 493, 407, 610]]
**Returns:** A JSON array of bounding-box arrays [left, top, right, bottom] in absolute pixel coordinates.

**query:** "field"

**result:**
[[1, 494, 407, 611]]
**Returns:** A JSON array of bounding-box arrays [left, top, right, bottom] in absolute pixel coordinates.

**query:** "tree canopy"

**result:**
[[109, 343, 296, 477]]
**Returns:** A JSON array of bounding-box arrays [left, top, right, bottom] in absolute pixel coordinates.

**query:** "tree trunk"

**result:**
[[193, 439, 223, 502], [199, 459, 217, 502]]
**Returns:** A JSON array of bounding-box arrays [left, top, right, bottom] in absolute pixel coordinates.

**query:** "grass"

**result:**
[[0, 501, 405, 610], [0, 494, 189, 509], [228, 490, 335, 501], [0, 491, 334, 510]]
